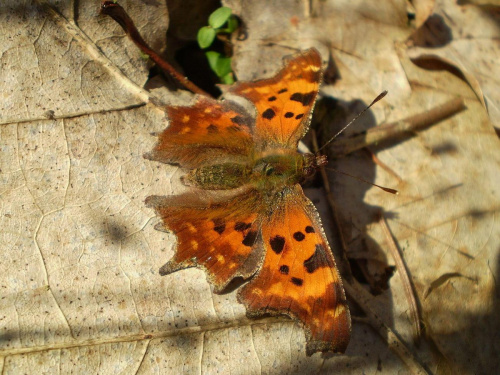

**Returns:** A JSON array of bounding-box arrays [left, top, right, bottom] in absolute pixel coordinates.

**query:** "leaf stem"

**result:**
[[100, 1, 212, 97]]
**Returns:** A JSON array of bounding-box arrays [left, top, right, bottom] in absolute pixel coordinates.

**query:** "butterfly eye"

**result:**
[[265, 164, 274, 175]]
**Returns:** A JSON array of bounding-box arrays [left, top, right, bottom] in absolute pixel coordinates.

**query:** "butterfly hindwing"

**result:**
[[228, 48, 322, 148], [146, 190, 265, 292], [237, 185, 351, 355]]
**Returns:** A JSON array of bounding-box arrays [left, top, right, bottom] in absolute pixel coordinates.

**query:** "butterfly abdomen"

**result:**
[[182, 163, 251, 190]]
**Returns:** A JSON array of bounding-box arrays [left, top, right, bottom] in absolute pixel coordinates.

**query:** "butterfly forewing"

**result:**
[[145, 97, 254, 168], [229, 50, 322, 148]]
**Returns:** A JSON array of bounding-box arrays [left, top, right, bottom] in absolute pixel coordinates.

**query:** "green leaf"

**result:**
[[209, 7, 232, 29], [197, 26, 216, 49], [205, 51, 221, 73], [226, 16, 238, 33], [221, 72, 234, 85], [218, 15, 238, 34], [214, 55, 232, 78], [205, 51, 233, 82]]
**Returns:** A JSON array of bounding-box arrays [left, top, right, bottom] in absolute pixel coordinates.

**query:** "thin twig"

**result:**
[[378, 214, 422, 342], [100, 1, 211, 97], [329, 97, 466, 157]]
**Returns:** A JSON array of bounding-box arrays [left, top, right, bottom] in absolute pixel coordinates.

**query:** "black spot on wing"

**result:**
[[290, 92, 315, 106], [291, 277, 303, 286], [303, 244, 332, 273], [295, 113, 304, 120], [278, 88, 288, 94], [231, 116, 245, 125], [284, 112, 294, 118], [270, 235, 285, 254], [242, 230, 258, 247], [207, 124, 218, 133], [293, 231, 305, 241], [212, 219, 225, 235], [235, 222, 252, 232], [268, 96, 277, 102], [262, 108, 276, 120], [305, 226, 315, 233], [279, 265, 289, 275]]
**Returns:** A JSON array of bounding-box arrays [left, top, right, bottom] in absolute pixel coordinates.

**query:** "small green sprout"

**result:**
[[197, 7, 238, 84]]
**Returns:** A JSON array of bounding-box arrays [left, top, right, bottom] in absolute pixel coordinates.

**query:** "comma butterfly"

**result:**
[[145, 48, 351, 355]]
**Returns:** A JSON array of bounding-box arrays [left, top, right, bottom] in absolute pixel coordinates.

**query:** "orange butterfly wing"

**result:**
[[146, 189, 265, 292], [238, 185, 351, 355], [144, 97, 253, 168], [228, 49, 322, 147]]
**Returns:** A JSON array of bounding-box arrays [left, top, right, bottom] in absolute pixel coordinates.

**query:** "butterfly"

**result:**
[[145, 48, 351, 355]]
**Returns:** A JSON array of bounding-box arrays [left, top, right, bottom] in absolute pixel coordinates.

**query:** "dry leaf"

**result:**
[[408, 0, 500, 128], [1, 1, 499, 374]]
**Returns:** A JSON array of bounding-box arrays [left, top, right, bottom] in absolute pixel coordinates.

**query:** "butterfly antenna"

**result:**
[[317, 91, 388, 153], [326, 167, 398, 195]]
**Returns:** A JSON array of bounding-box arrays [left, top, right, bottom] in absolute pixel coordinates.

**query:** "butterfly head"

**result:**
[[301, 153, 328, 182]]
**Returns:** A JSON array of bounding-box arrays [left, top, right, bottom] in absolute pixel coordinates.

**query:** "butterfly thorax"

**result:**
[[183, 151, 327, 191], [252, 152, 326, 191]]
